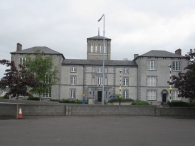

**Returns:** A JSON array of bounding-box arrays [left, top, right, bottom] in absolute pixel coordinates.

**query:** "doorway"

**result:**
[[98, 91, 102, 102], [162, 94, 166, 102]]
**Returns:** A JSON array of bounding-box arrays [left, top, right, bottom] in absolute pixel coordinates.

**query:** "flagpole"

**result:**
[[98, 14, 105, 105]]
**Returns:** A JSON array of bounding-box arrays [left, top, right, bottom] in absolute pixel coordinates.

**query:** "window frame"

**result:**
[[123, 89, 129, 99], [70, 75, 76, 85], [172, 61, 181, 71], [70, 66, 77, 73], [147, 89, 157, 101], [146, 76, 157, 87], [70, 88, 76, 99], [147, 60, 156, 70], [123, 77, 129, 86]]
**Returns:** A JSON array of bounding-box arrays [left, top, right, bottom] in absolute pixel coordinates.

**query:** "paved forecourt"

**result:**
[[0, 116, 195, 146]]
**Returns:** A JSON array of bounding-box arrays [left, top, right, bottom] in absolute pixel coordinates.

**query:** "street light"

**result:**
[[168, 64, 172, 108], [98, 14, 105, 105], [119, 70, 122, 105]]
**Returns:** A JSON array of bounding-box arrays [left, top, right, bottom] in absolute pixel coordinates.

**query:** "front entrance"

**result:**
[[162, 94, 166, 102], [98, 91, 102, 102]]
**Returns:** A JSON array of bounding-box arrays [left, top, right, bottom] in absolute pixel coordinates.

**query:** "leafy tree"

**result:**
[[0, 59, 38, 98], [24, 50, 58, 100], [168, 49, 195, 100]]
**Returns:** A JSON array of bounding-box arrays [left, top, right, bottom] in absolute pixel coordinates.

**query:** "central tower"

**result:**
[[87, 33, 111, 60]]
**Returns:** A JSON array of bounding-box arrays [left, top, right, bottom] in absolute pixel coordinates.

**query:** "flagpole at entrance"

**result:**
[[98, 14, 105, 105]]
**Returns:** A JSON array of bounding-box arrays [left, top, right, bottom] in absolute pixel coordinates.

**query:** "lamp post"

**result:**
[[119, 70, 122, 105], [168, 65, 172, 108], [98, 14, 105, 105]]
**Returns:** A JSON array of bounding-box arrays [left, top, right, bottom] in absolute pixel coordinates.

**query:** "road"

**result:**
[[0, 116, 195, 146]]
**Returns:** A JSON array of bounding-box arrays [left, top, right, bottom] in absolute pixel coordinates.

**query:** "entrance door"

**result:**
[[98, 91, 102, 102], [162, 94, 166, 102]]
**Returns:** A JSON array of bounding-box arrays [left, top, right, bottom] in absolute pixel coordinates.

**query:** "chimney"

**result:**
[[134, 54, 139, 59], [16, 43, 22, 51], [175, 48, 181, 55]]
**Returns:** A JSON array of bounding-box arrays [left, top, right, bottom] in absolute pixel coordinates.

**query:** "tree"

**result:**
[[24, 50, 58, 100], [0, 59, 38, 98], [168, 49, 195, 100]]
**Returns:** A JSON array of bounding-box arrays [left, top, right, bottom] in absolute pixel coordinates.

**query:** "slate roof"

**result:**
[[87, 35, 111, 41], [134, 50, 185, 60], [11, 46, 65, 59], [62, 59, 137, 66]]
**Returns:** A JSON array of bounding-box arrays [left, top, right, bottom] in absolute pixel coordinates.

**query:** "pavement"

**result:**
[[0, 116, 195, 146]]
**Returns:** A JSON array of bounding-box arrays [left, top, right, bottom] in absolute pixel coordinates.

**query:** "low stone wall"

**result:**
[[22, 104, 65, 116], [66, 105, 155, 116], [155, 107, 195, 116], [1, 102, 195, 118], [0, 103, 17, 118]]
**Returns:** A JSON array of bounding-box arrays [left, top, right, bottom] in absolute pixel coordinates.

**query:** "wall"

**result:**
[[1, 103, 195, 118]]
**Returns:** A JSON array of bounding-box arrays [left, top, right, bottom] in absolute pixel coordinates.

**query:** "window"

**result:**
[[70, 76, 76, 85], [123, 77, 129, 86], [95, 44, 97, 53], [104, 45, 107, 53], [147, 60, 156, 70], [70, 89, 76, 98], [70, 66, 76, 72], [91, 43, 93, 53], [123, 90, 129, 99], [147, 76, 157, 86], [147, 90, 156, 100], [43, 87, 51, 97], [97, 67, 102, 73], [173, 91, 181, 100], [172, 61, 181, 71], [123, 68, 129, 74], [97, 77, 102, 86], [19, 58, 26, 65], [99, 45, 102, 53]]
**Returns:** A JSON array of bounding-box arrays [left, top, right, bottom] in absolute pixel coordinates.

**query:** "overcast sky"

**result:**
[[1, 0, 195, 78]]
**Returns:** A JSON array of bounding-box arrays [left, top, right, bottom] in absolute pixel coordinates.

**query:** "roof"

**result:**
[[62, 59, 137, 66], [87, 35, 111, 41], [134, 50, 185, 60], [11, 46, 65, 59]]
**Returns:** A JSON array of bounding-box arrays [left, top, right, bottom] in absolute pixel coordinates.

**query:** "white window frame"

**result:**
[[97, 67, 102, 73], [147, 90, 157, 101], [123, 90, 129, 99], [70, 89, 76, 98], [95, 44, 97, 53], [104, 45, 107, 53], [172, 61, 181, 71], [97, 77, 102, 86], [91, 43, 93, 53], [70, 76, 76, 85], [99, 45, 102, 53], [43, 87, 51, 98], [123, 68, 129, 74], [147, 76, 157, 87], [123, 77, 129, 86], [147, 60, 156, 70], [70, 66, 76, 73], [172, 90, 181, 100], [19, 58, 26, 65]]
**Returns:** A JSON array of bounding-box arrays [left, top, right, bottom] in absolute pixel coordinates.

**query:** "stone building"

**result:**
[[10, 34, 188, 104]]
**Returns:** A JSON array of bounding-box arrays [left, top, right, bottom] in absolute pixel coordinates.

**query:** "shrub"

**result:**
[[108, 98, 134, 103], [0, 95, 9, 99], [168, 101, 195, 107], [132, 101, 150, 105], [59, 99, 87, 104], [27, 97, 40, 101]]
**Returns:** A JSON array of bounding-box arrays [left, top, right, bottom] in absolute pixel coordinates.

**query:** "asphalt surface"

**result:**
[[0, 116, 195, 146]]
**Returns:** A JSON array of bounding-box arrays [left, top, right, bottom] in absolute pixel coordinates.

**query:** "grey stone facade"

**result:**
[[10, 38, 188, 104]]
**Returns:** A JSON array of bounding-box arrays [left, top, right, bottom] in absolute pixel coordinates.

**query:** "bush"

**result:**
[[108, 98, 134, 103], [168, 101, 195, 107], [50, 99, 60, 102], [59, 99, 87, 104], [27, 97, 40, 101], [0, 95, 9, 99], [132, 101, 150, 105]]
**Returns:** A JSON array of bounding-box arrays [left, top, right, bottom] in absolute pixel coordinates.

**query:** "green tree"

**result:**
[[168, 49, 195, 100], [24, 50, 58, 101]]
